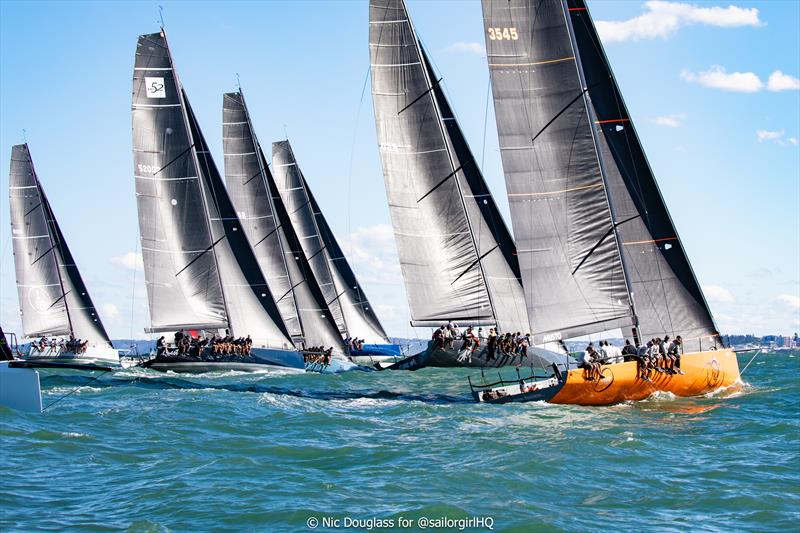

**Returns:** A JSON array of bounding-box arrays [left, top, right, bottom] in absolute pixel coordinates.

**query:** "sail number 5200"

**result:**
[[488, 27, 518, 40]]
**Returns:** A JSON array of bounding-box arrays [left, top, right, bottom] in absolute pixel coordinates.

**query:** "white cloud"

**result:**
[[756, 130, 799, 147], [345, 224, 402, 285], [704, 285, 735, 303], [778, 294, 800, 309], [596, 1, 762, 43], [653, 113, 686, 127], [102, 303, 120, 320], [680, 66, 763, 92], [681, 66, 800, 94], [767, 70, 800, 92], [111, 251, 143, 271], [442, 41, 484, 56]]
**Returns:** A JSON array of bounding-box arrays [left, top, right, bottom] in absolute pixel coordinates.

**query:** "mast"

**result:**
[[404, 10, 498, 326], [566, 0, 720, 351], [369, 0, 529, 332], [559, 0, 640, 344], [164, 31, 232, 335], [223, 89, 302, 339], [223, 91, 346, 353]]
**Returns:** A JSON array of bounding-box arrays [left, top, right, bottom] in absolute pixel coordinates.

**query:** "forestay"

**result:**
[[369, 0, 528, 333], [9, 144, 112, 346]]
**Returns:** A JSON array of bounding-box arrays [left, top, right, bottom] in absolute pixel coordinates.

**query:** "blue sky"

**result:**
[[0, 0, 798, 340]]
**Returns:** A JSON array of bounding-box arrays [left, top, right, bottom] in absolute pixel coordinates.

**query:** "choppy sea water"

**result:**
[[1, 351, 798, 532]]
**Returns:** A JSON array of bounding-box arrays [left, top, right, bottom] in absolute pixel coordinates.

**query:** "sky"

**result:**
[[0, 0, 798, 341]]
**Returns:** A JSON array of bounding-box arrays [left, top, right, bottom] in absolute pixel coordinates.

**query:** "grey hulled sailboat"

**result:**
[[9, 143, 119, 369], [271, 140, 401, 363], [222, 89, 359, 371], [369, 0, 565, 371], [131, 31, 304, 373]]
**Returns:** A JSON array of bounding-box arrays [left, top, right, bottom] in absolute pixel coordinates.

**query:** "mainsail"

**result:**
[[483, 0, 720, 351], [272, 140, 389, 344], [369, 0, 529, 333], [223, 91, 345, 352], [132, 31, 293, 349], [9, 144, 112, 346]]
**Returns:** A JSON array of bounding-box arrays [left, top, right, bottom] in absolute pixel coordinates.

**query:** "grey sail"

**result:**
[[223, 91, 345, 353], [482, 0, 633, 344], [369, 0, 529, 333], [565, 0, 719, 351], [222, 92, 301, 339], [132, 31, 293, 349], [132, 32, 228, 332], [272, 140, 346, 335], [483, 0, 720, 351], [272, 140, 389, 344], [9, 144, 112, 346]]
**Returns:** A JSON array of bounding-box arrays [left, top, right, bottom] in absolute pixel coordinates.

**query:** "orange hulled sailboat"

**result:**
[[469, 0, 740, 405]]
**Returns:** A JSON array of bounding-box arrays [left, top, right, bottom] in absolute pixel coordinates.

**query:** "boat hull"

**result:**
[[0, 361, 42, 412], [474, 349, 741, 405], [143, 347, 305, 373], [348, 343, 403, 365], [550, 348, 741, 406], [21, 344, 121, 369], [380, 340, 567, 371]]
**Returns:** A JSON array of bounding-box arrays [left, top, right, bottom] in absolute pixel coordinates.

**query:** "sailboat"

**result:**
[[368, 0, 567, 371], [222, 89, 359, 372], [8, 143, 120, 370], [131, 31, 311, 373], [271, 139, 402, 365], [471, 0, 740, 404]]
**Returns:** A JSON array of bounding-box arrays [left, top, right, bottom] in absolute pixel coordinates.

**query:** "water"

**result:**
[[1, 352, 798, 532]]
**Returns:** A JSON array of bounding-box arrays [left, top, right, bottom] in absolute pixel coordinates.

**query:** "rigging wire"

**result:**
[[42, 369, 111, 411]]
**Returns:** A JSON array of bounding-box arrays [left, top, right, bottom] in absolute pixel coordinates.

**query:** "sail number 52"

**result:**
[[488, 27, 518, 40]]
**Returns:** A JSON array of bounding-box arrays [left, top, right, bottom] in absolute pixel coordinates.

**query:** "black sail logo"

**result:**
[[144, 77, 166, 98]]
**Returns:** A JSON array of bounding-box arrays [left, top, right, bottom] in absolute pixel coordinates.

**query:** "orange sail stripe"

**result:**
[[489, 56, 575, 68], [595, 118, 630, 124], [508, 182, 602, 197]]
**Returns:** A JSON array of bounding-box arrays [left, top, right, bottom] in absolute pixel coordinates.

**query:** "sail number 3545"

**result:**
[[488, 27, 518, 40]]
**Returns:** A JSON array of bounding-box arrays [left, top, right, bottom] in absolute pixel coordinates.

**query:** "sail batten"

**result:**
[[9, 144, 112, 345], [370, 0, 529, 333]]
